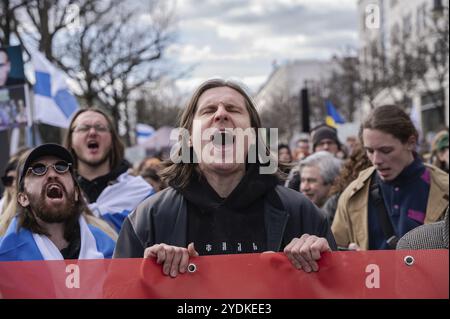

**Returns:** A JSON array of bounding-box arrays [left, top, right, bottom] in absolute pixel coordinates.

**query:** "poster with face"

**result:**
[[0, 45, 28, 131], [0, 45, 25, 88]]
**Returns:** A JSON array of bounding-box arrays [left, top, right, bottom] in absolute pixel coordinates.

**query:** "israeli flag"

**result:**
[[0, 216, 115, 261], [136, 123, 155, 145], [32, 50, 79, 128], [88, 172, 154, 232]]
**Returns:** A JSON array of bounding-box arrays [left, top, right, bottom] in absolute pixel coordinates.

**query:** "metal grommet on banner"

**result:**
[[188, 263, 197, 273], [404, 255, 415, 266]]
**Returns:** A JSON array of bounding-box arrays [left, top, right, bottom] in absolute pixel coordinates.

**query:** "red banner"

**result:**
[[0, 250, 447, 299]]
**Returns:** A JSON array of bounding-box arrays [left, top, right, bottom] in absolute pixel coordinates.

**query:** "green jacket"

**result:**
[[332, 164, 449, 250]]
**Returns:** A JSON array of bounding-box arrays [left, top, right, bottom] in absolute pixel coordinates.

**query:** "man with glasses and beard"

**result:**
[[64, 108, 153, 232], [0, 144, 117, 261]]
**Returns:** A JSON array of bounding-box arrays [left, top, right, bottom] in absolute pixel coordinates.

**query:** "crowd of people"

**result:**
[[0, 78, 448, 277]]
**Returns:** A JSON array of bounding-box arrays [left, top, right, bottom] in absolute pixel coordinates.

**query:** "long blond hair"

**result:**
[[0, 149, 30, 236], [0, 197, 17, 236], [1, 148, 29, 215]]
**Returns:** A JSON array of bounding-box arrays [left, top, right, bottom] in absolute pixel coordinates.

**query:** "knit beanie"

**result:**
[[436, 133, 449, 152], [312, 125, 340, 151]]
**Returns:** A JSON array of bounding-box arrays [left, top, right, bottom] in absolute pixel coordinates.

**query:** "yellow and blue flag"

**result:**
[[325, 100, 345, 128]]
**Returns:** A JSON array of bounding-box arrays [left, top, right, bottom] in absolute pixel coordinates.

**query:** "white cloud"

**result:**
[[175, 75, 268, 96], [175, 77, 206, 94], [168, 44, 212, 63], [241, 75, 268, 93], [215, 23, 257, 40], [168, 42, 263, 64], [290, 0, 356, 9], [252, 35, 308, 54], [171, 0, 358, 92]]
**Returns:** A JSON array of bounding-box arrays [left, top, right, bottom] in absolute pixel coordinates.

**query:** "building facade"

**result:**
[[358, 0, 449, 141]]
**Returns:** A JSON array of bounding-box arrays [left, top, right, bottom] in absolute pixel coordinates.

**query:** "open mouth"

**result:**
[[46, 184, 64, 199], [210, 131, 235, 147], [87, 140, 99, 150]]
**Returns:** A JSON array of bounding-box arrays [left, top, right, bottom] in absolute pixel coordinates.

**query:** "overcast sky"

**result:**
[[167, 0, 359, 94]]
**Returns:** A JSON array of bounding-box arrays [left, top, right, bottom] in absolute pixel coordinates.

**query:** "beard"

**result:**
[[78, 149, 110, 168], [27, 184, 79, 224]]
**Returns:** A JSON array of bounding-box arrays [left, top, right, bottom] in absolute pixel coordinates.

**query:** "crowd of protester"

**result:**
[[0, 79, 448, 273]]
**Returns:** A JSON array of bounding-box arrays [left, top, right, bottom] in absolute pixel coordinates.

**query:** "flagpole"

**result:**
[[300, 81, 311, 133], [24, 83, 37, 147]]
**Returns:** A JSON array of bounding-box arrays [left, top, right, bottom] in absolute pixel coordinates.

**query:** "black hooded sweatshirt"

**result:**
[[178, 164, 280, 255]]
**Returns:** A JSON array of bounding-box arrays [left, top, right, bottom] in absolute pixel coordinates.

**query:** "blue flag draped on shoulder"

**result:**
[[0, 216, 115, 261], [88, 172, 154, 232], [325, 100, 345, 128], [32, 50, 79, 128]]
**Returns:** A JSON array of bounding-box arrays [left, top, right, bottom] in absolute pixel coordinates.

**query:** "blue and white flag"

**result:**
[[32, 215, 111, 260], [88, 172, 154, 232], [0, 216, 115, 261], [136, 123, 155, 145], [32, 50, 79, 128]]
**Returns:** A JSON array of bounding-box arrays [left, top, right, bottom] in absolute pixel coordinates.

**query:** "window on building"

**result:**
[[421, 91, 446, 135], [433, 0, 443, 12]]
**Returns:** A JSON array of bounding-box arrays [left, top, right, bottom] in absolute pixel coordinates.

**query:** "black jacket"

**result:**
[[114, 185, 337, 258], [77, 160, 130, 203]]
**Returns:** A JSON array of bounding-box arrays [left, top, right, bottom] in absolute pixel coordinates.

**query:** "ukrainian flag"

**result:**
[[325, 100, 345, 128]]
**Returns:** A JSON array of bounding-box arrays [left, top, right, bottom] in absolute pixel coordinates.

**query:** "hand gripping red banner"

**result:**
[[0, 250, 447, 299]]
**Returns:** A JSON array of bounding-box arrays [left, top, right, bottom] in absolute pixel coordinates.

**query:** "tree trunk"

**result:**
[[38, 0, 52, 59], [123, 103, 132, 146], [2, 0, 11, 45]]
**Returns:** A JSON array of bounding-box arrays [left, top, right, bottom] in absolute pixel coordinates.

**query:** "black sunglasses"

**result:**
[[1, 175, 14, 187], [27, 161, 72, 176]]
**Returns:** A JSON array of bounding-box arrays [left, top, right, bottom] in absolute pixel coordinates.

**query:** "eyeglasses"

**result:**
[[1, 175, 14, 187], [72, 124, 109, 133], [27, 161, 72, 176]]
